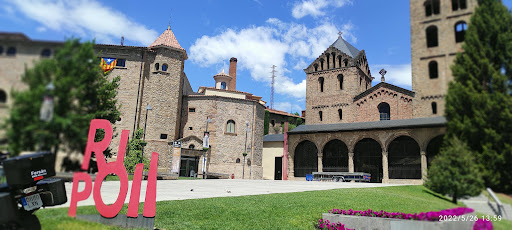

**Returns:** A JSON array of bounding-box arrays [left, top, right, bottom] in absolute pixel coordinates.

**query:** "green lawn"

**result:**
[[36, 185, 512, 230]]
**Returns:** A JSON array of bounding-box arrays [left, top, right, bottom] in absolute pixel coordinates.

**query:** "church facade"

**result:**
[[286, 0, 477, 183]]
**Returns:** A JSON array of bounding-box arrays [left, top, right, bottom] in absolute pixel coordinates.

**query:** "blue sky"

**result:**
[[2, 0, 512, 114]]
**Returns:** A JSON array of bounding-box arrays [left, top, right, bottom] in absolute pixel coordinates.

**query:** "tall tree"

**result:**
[[446, 0, 512, 192], [124, 128, 150, 174], [6, 39, 121, 160]]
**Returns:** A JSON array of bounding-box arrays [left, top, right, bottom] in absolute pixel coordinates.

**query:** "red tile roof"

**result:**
[[266, 108, 303, 118], [149, 27, 185, 51]]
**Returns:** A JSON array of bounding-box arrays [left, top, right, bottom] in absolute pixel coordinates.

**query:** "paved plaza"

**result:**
[[55, 179, 406, 208]]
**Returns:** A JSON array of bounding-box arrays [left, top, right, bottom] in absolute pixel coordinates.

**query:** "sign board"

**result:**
[[68, 119, 159, 221], [170, 142, 182, 174]]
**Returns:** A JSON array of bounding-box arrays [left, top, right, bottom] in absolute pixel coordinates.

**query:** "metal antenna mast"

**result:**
[[270, 65, 277, 110]]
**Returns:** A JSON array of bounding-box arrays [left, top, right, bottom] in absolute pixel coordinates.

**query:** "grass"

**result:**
[[35, 185, 512, 229], [104, 174, 134, 181]]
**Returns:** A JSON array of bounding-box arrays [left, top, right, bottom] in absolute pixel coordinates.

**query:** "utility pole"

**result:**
[[270, 65, 277, 110]]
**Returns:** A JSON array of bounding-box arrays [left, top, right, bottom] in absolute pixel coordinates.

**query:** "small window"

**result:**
[[425, 0, 440, 17], [226, 120, 236, 133], [326, 55, 330, 69], [426, 26, 438, 48], [189, 144, 195, 149], [318, 77, 324, 92], [188, 127, 193, 130], [378, 102, 390, 120], [155, 63, 159, 71], [189, 108, 196, 113], [270, 120, 275, 127], [236, 158, 241, 163], [0, 89, 6, 103], [7, 47, 16, 56], [320, 59, 324, 70], [432, 102, 438, 114], [162, 64, 168, 71], [338, 56, 342, 68], [160, 134, 168, 139], [344, 59, 348, 67], [360, 77, 362, 86], [116, 59, 126, 67], [338, 109, 342, 120], [221, 82, 227, 90], [314, 63, 318, 72], [455, 21, 467, 43], [429, 61, 438, 79], [452, 0, 467, 11], [338, 74, 343, 90], [41, 49, 51, 57], [247, 159, 251, 166], [0, 46, 3, 55], [319, 111, 323, 121]]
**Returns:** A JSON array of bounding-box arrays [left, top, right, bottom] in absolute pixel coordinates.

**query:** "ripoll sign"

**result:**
[[68, 119, 159, 219]]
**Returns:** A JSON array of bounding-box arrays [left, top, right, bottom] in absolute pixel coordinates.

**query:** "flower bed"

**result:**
[[320, 207, 481, 230]]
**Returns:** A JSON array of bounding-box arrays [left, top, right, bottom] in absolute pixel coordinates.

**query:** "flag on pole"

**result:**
[[100, 57, 117, 73]]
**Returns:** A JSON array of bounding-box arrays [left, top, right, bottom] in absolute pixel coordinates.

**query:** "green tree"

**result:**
[[264, 110, 270, 135], [124, 128, 150, 173], [445, 0, 512, 192], [5, 39, 121, 159], [425, 137, 484, 204]]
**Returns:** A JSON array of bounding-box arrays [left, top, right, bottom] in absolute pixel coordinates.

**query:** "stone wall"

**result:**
[[353, 87, 414, 122], [181, 95, 264, 179], [410, 0, 477, 118]]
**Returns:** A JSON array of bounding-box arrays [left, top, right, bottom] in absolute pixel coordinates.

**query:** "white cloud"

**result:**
[[6, 0, 158, 45], [274, 102, 303, 114], [189, 18, 356, 99], [371, 64, 412, 89], [291, 0, 352, 19], [36, 27, 47, 32]]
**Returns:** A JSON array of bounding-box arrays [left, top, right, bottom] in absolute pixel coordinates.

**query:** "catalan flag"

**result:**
[[100, 57, 117, 73]]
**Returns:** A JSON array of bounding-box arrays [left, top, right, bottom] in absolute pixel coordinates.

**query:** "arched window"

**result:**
[[360, 77, 362, 86], [332, 52, 336, 67], [319, 111, 323, 121], [338, 56, 342, 68], [343, 59, 348, 67], [455, 21, 467, 43], [221, 82, 227, 89], [318, 77, 324, 92], [429, 61, 438, 79], [155, 63, 159, 71], [326, 54, 330, 69], [320, 59, 324, 70], [338, 109, 343, 120], [189, 144, 195, 149], [226, 120, 236, 133], [0, 89, 6, 103], [7, 47, 16, 56], [378, 102, 390, 120], [426, 26, 438, 48], [452, 0, 467, 11], [425, 0, 440, 17], [314, 63, 318, 72], [41, 49, 51, 57], [162, 64, 168, 71], [236, 158, 241, 163], [337, 74, 343, 90], [432, 102, 438, 114]]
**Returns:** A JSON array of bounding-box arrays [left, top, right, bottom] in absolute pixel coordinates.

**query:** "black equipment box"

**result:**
[[3, 152, 56, 189]]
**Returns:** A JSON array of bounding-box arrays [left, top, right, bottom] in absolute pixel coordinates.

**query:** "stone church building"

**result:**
[[0, 27, 266, 179], [285, 0, 477, 183]]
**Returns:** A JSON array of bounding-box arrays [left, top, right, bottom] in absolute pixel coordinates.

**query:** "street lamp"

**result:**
[[202, 117, 212, 179], [242, 122, 250, 179], [142, 104, 152, 161], [38, 82, 55, 152]]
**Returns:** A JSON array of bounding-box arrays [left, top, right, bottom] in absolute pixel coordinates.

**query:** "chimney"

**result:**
[[229, 57, 237, 90]]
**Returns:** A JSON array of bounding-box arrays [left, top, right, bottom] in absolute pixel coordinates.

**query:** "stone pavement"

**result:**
[[460, 194, 512, 220], [52, 179, 405, 208]]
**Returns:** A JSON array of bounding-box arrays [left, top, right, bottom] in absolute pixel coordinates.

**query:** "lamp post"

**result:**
[[202, 117, 212, 179], [142, 104, 152, 161], [38, 82, 55, 152], [242, 122, 250, 179]]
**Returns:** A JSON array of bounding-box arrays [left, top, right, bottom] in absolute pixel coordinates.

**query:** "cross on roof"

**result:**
[[338, 31, 343, 38]]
